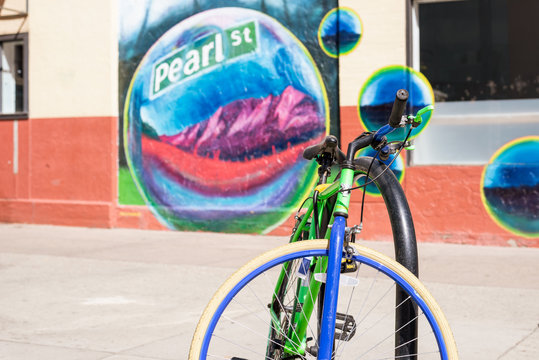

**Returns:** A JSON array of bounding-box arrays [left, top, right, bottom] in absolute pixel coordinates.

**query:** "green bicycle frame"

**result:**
[[269, 167, 356, 356]]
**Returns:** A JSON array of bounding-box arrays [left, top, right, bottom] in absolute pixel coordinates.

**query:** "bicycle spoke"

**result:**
[[366, 351, 441, 360], [282, 257, 322, 353], [336, 262, 362, 344], [334, 270, 397, 358], [300, 258, 323, 349], [230, 292, 304, 352], [332, 266, 377, 357], [366, 328, 439, 360], [356, 277, 395, 327], [335, 270, 394, 357], [353, 311, 422, 360], [211, 333, 279, 360], [221, 314, 307, 359], [353, 293, 411, 343], [262, 262, 306, 352], [333, 266, 423, 360]]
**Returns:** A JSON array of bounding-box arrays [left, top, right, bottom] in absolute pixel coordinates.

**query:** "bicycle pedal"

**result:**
[[341, 258, 358, 273], [334, 312, 356, 341]]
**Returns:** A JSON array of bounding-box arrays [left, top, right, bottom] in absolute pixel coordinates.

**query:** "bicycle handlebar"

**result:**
[[388, 89, 409, 128], [302, 89, 410, 165]]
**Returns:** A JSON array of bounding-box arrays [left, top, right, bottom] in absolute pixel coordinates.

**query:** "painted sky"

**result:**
[[483, 138, 539, 189], [320, 9, 361, 39], [361, 67, 433, 107], [129, 9, 326, 136]]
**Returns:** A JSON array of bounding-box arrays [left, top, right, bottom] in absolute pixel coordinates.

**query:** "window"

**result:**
[[0, 33, 27, 119], [410, 0, 539, 165]]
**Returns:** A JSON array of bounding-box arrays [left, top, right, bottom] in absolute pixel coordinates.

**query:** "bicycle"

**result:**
[[189, 89, 458, 359]]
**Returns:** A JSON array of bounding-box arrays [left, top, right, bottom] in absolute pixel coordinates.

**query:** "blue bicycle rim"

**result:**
[[199, 248, 450, 359]]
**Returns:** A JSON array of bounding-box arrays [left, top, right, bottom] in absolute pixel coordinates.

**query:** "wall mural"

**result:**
[[118, 3, 536, 241], [358, 65, 434, 143], [318, 7, 362, 58], [357, 65, 434, 190], [119, 1, 339, 233], [481, 136, 539, 238]]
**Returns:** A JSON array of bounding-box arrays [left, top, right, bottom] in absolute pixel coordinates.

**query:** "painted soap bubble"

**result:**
[[124, 8, 328, 233], [481, 136, 539, 238], [354, 147, 405, 197], [318, 7, 362, 57], [358, 65, 434, 142]]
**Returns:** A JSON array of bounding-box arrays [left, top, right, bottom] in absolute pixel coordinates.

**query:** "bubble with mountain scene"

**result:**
[[354, 147, 404, 197], [358, 65, 434, 142], [124, 8, 328, 233], [318, 7, 362, 57], [481, 136, 539, 238]]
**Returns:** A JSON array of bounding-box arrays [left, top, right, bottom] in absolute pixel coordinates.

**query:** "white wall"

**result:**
[[339, 0, 407, 107], [28, 0, 118, 118]]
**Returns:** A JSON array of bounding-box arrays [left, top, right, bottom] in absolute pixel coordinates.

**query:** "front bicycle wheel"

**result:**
[[189, 240, 458, 360]]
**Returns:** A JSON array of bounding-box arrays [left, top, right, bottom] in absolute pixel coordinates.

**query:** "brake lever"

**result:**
[[406, 105, 434, 128], [374, 105, 435, 160]]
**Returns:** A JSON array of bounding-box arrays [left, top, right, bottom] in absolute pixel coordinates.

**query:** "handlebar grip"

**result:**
[[388, 89, 409, 128], [303, 135, 338, 160]]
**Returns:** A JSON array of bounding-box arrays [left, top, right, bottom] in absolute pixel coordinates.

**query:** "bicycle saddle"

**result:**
[[303, 135, 346, 163]]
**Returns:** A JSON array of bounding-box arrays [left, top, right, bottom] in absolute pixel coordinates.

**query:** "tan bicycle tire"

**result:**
[[189, 239, 458, 359]]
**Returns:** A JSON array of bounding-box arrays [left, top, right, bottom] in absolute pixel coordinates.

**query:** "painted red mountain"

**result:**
[[141, 86, 325, 195], [160, 85, 325, 160]]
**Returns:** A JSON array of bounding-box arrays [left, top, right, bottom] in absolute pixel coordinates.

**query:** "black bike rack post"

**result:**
[[353, 158, 418, 360]]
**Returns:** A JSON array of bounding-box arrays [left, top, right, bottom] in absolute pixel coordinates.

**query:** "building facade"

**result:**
[[0, 0, 537, 246]]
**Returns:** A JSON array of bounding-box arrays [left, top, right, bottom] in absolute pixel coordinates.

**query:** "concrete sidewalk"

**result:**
[[0, 224, 537, 359]]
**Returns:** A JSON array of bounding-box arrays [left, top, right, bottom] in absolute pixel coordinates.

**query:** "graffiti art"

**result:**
[[318, 7, 363, 57], [358, 65, 434, 142], [123, 7, 330, 233], [481, 136, 539, 238]]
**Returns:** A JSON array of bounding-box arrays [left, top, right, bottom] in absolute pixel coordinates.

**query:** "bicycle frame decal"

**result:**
[[119, 3, 338, 233]]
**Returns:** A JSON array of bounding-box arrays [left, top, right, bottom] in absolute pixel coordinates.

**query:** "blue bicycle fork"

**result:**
[[317, 215, 346, 360]]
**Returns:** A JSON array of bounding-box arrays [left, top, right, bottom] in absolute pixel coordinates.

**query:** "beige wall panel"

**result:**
[[0, 0, 28, 35], [28, 0, 118, 118], [339, 0, 407, 107], [0, 19, 28, 35]]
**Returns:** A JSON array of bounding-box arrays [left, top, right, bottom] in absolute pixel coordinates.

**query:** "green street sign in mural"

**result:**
[[151, 21, 258, 99]]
